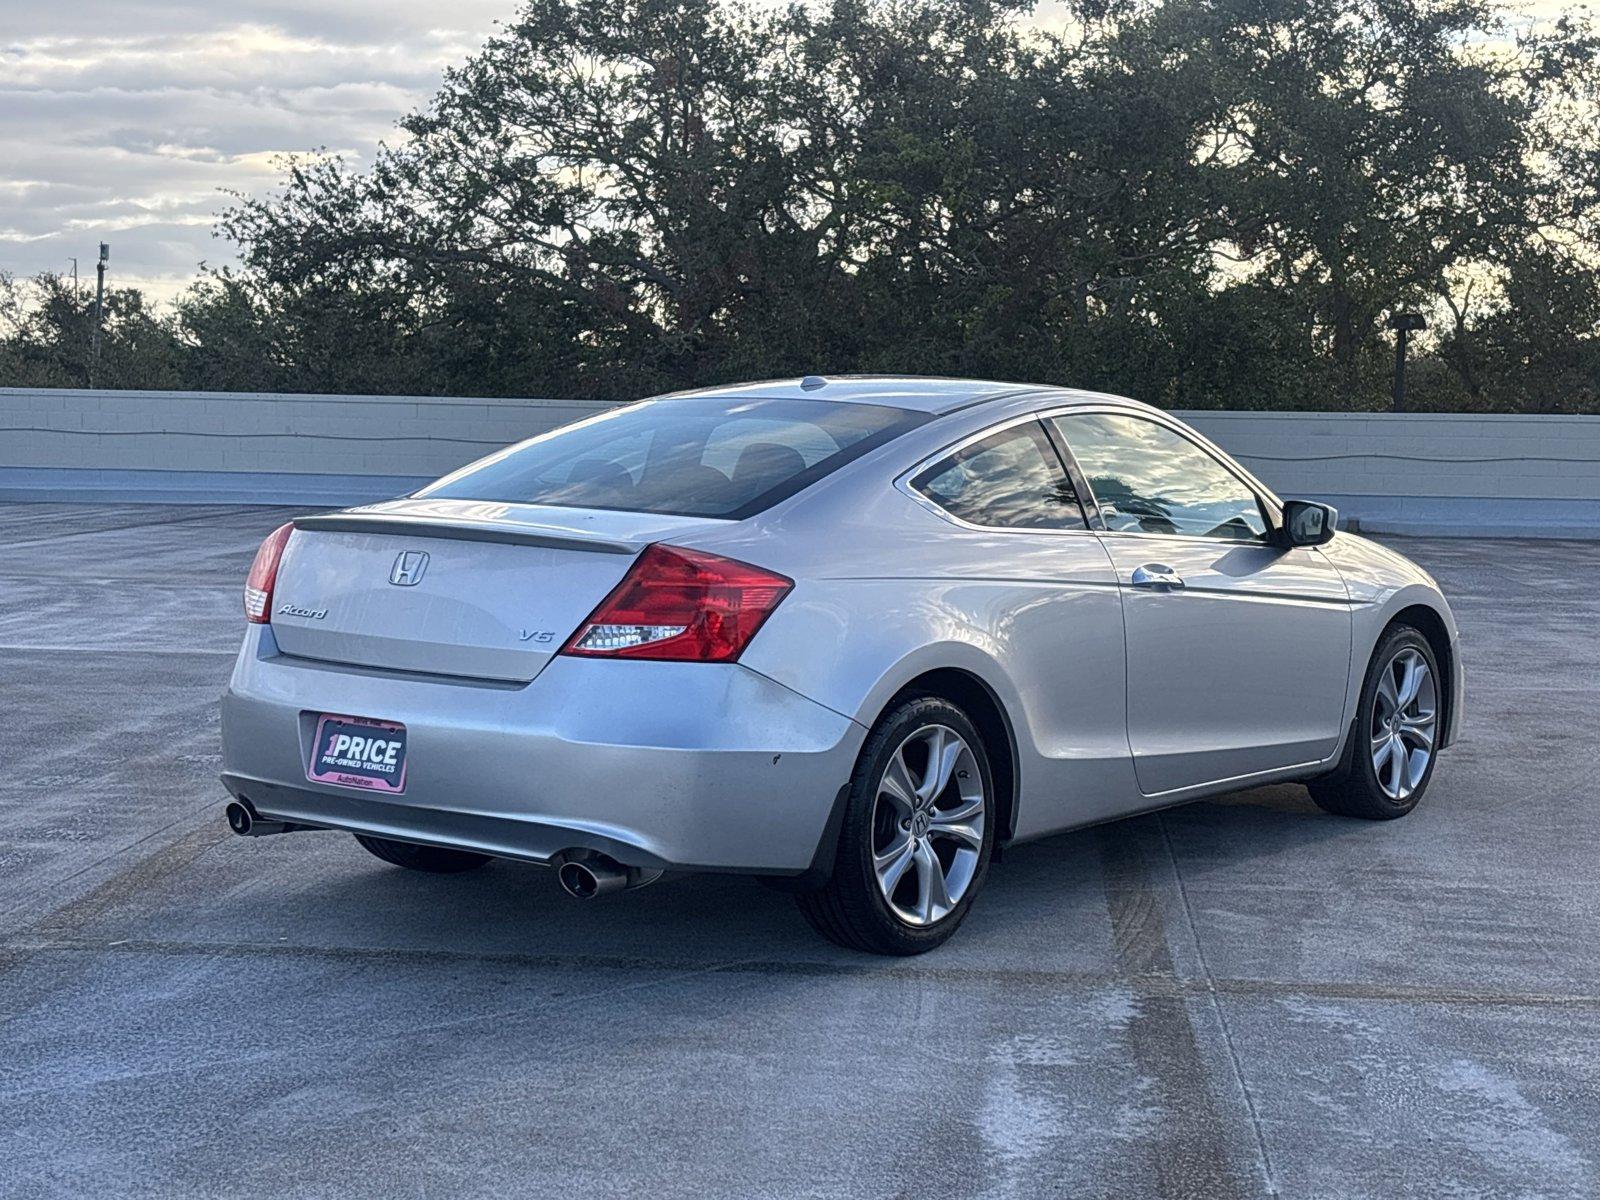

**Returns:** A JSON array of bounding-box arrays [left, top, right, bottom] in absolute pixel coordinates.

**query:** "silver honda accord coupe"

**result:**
[[221, 376, 1462, 954]]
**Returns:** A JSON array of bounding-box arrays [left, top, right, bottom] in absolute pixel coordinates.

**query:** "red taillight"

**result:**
[[244, 523, 294, 623], [562, 543, 793, 663]]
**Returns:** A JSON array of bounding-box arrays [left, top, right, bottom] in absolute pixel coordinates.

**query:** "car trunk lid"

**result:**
[[268, 498, 730, 682]]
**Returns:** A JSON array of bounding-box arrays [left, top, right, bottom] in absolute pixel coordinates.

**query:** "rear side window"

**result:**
[[418, 397, 926, 519], [911, 422, 1087, 530]]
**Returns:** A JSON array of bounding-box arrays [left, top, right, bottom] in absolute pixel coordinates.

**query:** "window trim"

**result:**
[[898, 403, 1283, 543], [1039, 421, 1105, 532], [900, 415, 1091, 535]]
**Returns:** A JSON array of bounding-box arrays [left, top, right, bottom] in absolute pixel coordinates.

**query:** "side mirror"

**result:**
[[1277, 499, 1337, 548]]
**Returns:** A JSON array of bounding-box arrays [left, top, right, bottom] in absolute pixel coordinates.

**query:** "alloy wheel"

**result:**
[[1370, 646, 1438, 801], [870, 724, 986, 927]]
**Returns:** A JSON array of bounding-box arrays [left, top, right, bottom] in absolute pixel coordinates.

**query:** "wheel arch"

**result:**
[[1385, 601, 1459, 749], [877, 666, 1021, 845]]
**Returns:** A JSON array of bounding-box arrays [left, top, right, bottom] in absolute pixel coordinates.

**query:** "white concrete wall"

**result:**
[[1175, 410, 1600, 536], [0, 388, 615, 505], [0, 387, 608, 480], [3, 387, 1597, 536]]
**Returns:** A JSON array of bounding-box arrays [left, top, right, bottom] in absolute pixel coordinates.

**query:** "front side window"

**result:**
[[418, 397, 925, 519], [1050, 412, 1268, 541], [912, 422, 1086, 530]]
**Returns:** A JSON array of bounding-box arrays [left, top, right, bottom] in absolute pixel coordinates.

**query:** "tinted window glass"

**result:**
[[1051, 412, 1267, 540], [913, 423, 1086, 530], [418, 397, 924, 518]]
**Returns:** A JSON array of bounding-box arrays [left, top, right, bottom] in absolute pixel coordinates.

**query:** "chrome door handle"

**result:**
[[1130, 563, 1185, 591]]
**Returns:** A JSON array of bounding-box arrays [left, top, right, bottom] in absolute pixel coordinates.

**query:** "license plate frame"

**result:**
[[306, 713, 408, 794]]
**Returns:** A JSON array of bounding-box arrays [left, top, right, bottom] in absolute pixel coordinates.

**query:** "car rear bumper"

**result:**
[[220, 626, 865, 873]]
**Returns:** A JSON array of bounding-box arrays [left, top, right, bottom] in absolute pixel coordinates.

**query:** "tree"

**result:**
[[4, 0, 1597, 411], [0, 273, 183, 390], [1199, 0, 1598, 407], [217, 0, 857, 396]]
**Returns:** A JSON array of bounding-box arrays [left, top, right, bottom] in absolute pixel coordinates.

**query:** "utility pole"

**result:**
[[1386, 311, 1425, 413], [67, 257, 79, 298], [90, 242, 109, 387]]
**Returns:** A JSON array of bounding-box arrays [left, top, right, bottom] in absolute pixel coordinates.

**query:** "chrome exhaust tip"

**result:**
[[225, 799, 300, 837], [225, 800, 255, 836], [557, 856, 628, 899], [555, 851, 663, 899]]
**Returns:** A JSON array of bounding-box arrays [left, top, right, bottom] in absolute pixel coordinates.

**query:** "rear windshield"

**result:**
[[417, 397, 926, 518]]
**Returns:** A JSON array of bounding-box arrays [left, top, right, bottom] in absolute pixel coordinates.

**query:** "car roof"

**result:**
[[663, 375, 1151, 416]]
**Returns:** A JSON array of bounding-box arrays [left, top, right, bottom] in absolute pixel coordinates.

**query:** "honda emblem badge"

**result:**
[[390, 550, 429, 586]]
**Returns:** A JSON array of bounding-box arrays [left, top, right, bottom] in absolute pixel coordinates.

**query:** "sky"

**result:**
[[0, 0, 513, 304], [0, 0, 1574, 308]]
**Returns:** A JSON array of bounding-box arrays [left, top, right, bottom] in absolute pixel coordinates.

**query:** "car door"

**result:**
[[1047, 410, 1352, 797], [899, 418, 1135, 835]]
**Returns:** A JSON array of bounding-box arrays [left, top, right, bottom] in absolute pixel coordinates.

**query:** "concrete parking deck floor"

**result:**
[[1, 504, 1597, 1199]]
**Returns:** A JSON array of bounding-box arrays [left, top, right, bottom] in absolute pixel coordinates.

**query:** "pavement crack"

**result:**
[[1159, 811, 1281, 1199], [1099, 824, 1262, 1200], [7, 935, 1600, 1008]]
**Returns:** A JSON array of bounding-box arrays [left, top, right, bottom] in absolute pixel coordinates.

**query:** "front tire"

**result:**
[[797, 696, 996, 955], [354, 834, 492, 873], [1309, 624, 1442, 820]]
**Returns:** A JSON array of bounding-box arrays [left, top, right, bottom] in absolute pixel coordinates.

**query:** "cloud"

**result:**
[[0, 1, 511, 304]]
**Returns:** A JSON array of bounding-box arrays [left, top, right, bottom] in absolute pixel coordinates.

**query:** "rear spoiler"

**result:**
[[292, 513, 639, 555]]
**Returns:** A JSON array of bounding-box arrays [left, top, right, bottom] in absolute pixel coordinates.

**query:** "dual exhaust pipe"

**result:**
[[227, 800, 658, 901], [225, 799, 304, 838], [554, 851, 663, 899]]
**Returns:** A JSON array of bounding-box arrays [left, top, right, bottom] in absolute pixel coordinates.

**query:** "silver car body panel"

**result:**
[[223, 625, 864, 872], [664, 374, 1039, 413], [1319, 530, 1465, 749], [1093, 532, 1352, 795], [221, 376, 1462, 873]]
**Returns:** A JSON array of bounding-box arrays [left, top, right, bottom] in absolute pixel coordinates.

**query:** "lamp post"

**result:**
[[90, 242, 109, 387], [1387, 311, 1425, 413]]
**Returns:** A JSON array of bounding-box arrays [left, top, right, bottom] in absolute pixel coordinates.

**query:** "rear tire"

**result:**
[[354, 834, 492, 873], [1309, 624, 1442, 820], [796, 695, 995, 955]]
